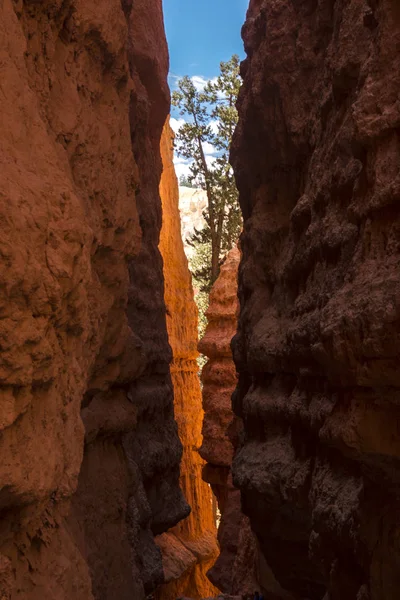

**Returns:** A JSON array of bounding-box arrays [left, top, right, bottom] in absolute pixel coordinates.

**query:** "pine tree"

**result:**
[[172, 55, 242, 293], [179, 175, 195, 188]]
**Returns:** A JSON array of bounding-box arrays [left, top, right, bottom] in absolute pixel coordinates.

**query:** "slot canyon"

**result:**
[[0, 1, 399, 600]]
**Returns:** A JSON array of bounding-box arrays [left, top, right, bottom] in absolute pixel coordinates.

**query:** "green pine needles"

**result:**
[[172, 55, 242, 299]]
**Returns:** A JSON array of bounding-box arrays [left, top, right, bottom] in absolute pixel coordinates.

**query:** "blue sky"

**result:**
[[163, 0, 248, 180], [164, 0, 247, 84]]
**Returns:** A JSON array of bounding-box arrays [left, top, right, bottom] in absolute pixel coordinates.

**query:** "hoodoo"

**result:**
[[199, 247, 259, 597], [231, 1, 400, 599]]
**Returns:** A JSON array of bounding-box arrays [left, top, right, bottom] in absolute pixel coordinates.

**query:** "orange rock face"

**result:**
[[156, 120, 219, 600], [199, 248, 259, 597], [0, 2, 188, 598]]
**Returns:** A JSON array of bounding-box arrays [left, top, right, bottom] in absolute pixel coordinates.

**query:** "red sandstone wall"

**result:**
[[156, 119, 219, 600], [0, 2, 188, 598], [231, 1, 400, 599]]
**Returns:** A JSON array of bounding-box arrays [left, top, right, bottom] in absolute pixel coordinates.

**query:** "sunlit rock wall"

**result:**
[[0, 1, 188, 598], [231, 1, 400, 599], [156, 120, 219, 600]]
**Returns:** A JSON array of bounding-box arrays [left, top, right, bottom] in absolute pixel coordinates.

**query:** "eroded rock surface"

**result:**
[[156, 120, 219, 600], [0, 1, 187, 598], [231, 1, 400, 599], [199, 248, 259, 597]]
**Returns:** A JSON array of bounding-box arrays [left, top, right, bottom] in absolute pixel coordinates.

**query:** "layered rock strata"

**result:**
[[199, 248, 259, 597], [156, 120, 219, 600], [231, 1, 400, 599], [0, 1, 188, 598]]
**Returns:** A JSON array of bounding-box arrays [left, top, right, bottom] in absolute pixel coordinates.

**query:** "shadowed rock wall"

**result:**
[[231, 1, 400, 599], [0, 1, 188, 598], [199, 248, 259, 597], [156, 119, 219, 600]]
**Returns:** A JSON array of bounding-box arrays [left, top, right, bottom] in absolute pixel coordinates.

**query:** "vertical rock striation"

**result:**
[[199, 248, 259, 597], [231, 1, 400, 599], [0, 1, 188, 598], [156, 119, 219, 600]]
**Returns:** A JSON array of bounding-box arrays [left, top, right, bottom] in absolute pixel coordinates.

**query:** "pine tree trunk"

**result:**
[[211, 245, 220, 284]]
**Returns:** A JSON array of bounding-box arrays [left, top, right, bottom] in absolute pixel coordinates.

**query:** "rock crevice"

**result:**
[[156, 120, 219, 600]]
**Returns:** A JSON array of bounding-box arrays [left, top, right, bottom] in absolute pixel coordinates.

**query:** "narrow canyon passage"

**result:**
[[156, 119, 219, 600], [1, 1, 400, 600]]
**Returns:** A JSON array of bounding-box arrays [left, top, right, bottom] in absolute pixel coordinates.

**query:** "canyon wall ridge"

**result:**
[[231, 1, 400, 599], [0, 1, 188, 598]]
